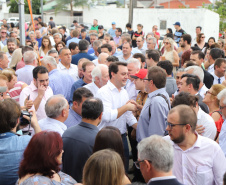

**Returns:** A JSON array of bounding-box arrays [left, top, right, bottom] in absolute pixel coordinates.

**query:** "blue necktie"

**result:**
[[218, 78, 221, 84]]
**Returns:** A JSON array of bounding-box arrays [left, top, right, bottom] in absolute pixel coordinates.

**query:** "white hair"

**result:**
[[23, 51, 37, 64], [185, 66, 204, 82], [91, 64, 108, 82], [41, 56, 57, 67], [217, 89, 226, 104], [147, 37, 157, 45], [165, 37, 174, 51], [137, 135, 174, 173], [98, 53, 109, 63], [53, 33, 62, 39], [128, 58, 141, 69]]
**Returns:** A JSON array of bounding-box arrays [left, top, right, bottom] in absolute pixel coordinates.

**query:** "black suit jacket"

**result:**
[[203, 68, 214, 89], [148, 178, 184, 185]]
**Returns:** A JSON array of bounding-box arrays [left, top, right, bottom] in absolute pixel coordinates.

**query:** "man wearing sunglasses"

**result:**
[[0, 28, 8, 46], [165, 104, 226, 185]]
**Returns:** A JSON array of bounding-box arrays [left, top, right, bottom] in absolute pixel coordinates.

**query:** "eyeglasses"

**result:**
[[220, 105, 226, 110], [1, 32, 6, 34], [167, 121, 191, 129], [201, 36, 205, 38], [143, 78, 152, 81], [164, 42, 169, 45], [136, 41, 141, 42], [205, 90, 216, 96], [134, 160, 152, 169]]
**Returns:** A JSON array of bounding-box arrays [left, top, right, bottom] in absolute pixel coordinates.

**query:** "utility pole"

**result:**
[[128, 0, 137, 25], [41, 0, 43, 22], [18, 0, 25, 45]]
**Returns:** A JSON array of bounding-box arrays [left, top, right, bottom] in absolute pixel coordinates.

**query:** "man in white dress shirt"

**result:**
[[96, 62, 138, 172], [57, 47, 79, 81], [207, 48, 224, 74], [38, 95, 69, 136], [211, 58, 226, 85], [84, 64, 109, 97], [165, 104, 226, 185]]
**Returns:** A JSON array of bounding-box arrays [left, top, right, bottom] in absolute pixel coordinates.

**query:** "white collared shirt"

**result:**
[[19, 81, 53, 121], [211, 71, 225, 85], [208, 64, 214, 74], [198, 84, 208, 99], [6, 52, 12, 67], [38, 117, 67, 136], [92, 59, 98, 66], [57, 62, 79, 82], [84, 81, 99, 97], [125, 79, 139, 101], [164, 134, 226, 185], [197, 107, 216, 140], [149, 176, 176, 182], [135, 45, 147, 56], [96, 81, 137, 134]]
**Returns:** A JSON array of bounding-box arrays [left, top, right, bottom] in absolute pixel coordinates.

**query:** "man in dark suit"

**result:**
[[136, 135, 183, 185], [62, 98, 103, 183]]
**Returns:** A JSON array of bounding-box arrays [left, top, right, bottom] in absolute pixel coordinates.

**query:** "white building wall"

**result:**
[[83, 8, 219, 41]]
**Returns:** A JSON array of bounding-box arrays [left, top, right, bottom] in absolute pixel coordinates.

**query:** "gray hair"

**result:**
[[47, 49, 58, 55], [45, 95, 68, 118], [53, 33, 62, 39], [98, 53, 109, 63], [89, 33, 98, 38], [137, 135, 174, 173], [41, 56, 57, 67], [217, 89, 226, 104], [176, 68, 185, 73], [185, 66, 204, 82], [147, 37, 157, 45], [128, 58, 141, 69], [93, 40, 102, 48], [165, 37, 174, 51], [23, 51, 37, 64], [29, 31, 34, 37], [0, 51, 5, 60], [91, 64, 108, 81]]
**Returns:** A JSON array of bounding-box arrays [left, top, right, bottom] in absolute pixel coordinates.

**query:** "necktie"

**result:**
[[218, 78, 221, 84]]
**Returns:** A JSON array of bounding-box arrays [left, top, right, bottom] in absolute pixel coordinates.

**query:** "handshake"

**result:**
[[126, 100, 142, 112]]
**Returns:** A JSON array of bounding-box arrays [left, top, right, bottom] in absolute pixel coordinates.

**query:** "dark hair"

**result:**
[[0, 99, 21, 133], [22, 45, 33, 54], [122, 42, 132, 48], [116, 28, 122, 34], [55, 41, 66, 52], [79, 39, 89, 51], [197, 33, 204, 44], [172, 92, 198, 108], [214, 58, 226, 70], [191, 50, 205, 60], [181, 73, 200, 91], [157, 60, 173, 75], [101, 44, 112, 52], [106, 56, 119, 63], [50, 17, 53, 20], [126, 23, 131, 28], [38, 22, 44, 27], [93, 126, 125, 165], [146, 49, 160, 62], [59, 26, 66, 32], [41, 36, 52, 50], [210, 48, 224, 60], [18, 131, 63, 178], [165, 33, 174, 39], [10, 22, 15, 28], [73, 20, 78, 23], [185, 61, 197, 67], [181, 34, 191, 45], [148, 66, 166, 88], [133, 53, 145, 63], [167, 28, 173, 34], [224, 172, 226, 185], [97, 47, 101, 54], [109, 62, 127, 79], [33, 66, 48, 80], [82, 61, 94, 72], [58, 46, 68, 55], [196, 26, 202, 31], [69, 42, 78, 50], [48, 49, 58, 55], [73, 87, 93, 103], [82, 98, 103, 120]]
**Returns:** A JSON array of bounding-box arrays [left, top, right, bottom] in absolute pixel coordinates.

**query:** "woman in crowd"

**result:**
[[202, 37, 215, 54], [17, 131, 77, 185], [166, 28, 173, 34], [39, 36, 54, 57], [162, 37, 179, 73], [83, 149, 129, 185], [55, 41, 65, 53], [203, 84, 225, 140], [194, 33, 208, 50], [132, 24, 144, 48], [2, 69, 27, 102], [38, 22, 47, 37], [218, 39, 225, 51]]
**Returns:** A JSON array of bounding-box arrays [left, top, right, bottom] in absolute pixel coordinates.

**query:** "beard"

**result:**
[[171, 132, 185, 144], [8, 47, 15, 54]]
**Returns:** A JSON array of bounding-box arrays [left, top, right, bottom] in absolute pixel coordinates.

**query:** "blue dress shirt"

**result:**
[[64, 107, 82, 128], [66, 37, 81, 47], [16, 65, 34, 85], [71, 52, 95, 65], [136, 88, 170, 142], [69, 78, 87, 104], [49, 69, 75, 102]]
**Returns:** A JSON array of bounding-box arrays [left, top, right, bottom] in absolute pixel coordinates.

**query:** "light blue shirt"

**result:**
[[16, 65, 34, 85], [49, 69, 75, 102], [219, 120, 226, 157], [108, 28, 116, 37], [117, 53, 133, 63], [136, 88, 170, 142], [64, 107, 82, 128], [66, 37, 81, 47]]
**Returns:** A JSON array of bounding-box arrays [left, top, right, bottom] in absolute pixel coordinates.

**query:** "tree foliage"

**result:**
[[8, 0, 45, 14]]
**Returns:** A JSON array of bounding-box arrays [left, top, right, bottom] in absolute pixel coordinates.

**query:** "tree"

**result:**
[[8, 0, 45, 14], [55, 0, 89, 16]]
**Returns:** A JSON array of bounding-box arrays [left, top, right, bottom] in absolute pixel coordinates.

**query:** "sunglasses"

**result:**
[[220, 105, 226, 110], [205, 90, 216, 96], [201, 36, 205, 38], [164, 42, 169, 45], [134, 160, 152, 169], [167, 121, 191, 129], [1, 32, 6, 34]]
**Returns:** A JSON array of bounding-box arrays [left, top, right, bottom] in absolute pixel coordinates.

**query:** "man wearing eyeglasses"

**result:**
[[136, 135, 183, 185], [217, 89, 226, 157], [165, 104, 226, 185], [136, 66, 170, 143], [135, 36, 147, 56]]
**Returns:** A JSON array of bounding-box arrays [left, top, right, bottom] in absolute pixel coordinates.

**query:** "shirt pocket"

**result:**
[[194, 165, 213, 185]]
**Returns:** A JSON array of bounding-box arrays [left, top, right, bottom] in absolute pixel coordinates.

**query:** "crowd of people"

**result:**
[[1, 16, 226, 185]]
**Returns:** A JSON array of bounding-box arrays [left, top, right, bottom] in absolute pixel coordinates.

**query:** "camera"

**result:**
[[20, 110, 32, 126]]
